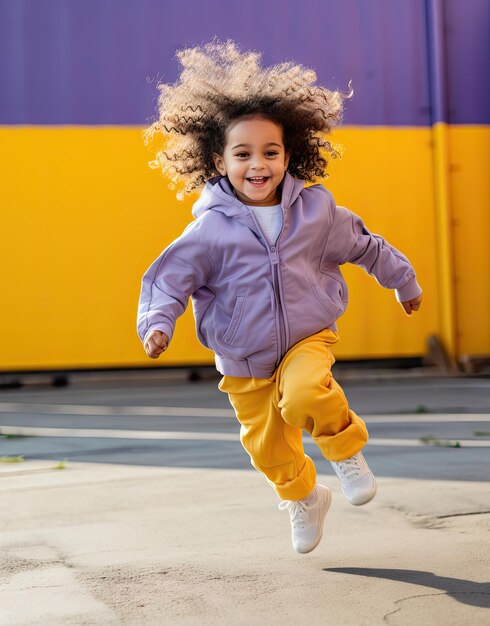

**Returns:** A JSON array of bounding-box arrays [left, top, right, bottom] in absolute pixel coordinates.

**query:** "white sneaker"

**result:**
[[330, 451, 377, 506], [278, 483, 332, 554]]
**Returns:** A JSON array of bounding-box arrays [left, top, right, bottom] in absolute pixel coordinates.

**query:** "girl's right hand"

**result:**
[[144, 331, 169, 359]]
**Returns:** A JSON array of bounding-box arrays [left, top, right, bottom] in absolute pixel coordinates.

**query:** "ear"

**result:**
[[213, 153, 227, 176], [284, 152, 291, 171]]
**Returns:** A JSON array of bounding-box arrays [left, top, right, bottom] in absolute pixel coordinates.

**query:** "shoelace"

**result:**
[[334, 456, 366, 482], [278, 500, 308, 529]]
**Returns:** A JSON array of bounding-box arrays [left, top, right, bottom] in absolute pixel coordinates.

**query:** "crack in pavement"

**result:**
[[383, 591, 490, 624], [383, 592, 447, 623], [382, 504, 490, 530], [13, 583, 64, 591], [435, 510, 490, 519]]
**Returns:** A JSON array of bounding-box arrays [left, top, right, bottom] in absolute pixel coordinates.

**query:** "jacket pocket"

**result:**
[[307, 273, 341, 319], [321, 271, 347, 303], [222, 295, 246, 345]]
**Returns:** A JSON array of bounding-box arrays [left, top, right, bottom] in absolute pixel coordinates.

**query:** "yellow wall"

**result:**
[[0, 125, 486, 370], [0, 127, 212, 370], [448, 127, 490, 356], [327, 127, 438, 358]]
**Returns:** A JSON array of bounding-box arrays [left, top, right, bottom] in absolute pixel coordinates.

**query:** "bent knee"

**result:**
[[279, 385, 349, 428], [279, 385, 322, 422]]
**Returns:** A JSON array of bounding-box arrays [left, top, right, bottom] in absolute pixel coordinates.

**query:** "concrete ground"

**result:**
[[0, 373, 489, 625]]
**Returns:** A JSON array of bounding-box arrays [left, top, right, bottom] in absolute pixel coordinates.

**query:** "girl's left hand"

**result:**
[[400, 293, 423, 316]]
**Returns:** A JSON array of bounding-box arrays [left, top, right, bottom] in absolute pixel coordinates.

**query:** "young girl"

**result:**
[[137, 41, 422, 554]]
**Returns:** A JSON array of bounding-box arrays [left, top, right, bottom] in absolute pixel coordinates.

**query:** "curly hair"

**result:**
[[144, 39, 351, 199]]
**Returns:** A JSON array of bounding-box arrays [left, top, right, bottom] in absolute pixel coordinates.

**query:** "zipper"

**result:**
[[246, 206, 288, 366], [270, 245, 287, 365]]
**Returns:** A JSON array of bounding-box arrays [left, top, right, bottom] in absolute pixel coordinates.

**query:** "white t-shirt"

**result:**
[[248, 204, 283, 246]]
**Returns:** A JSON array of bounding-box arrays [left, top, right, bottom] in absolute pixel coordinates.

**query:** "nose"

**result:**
[[250, 156, 265, 170]]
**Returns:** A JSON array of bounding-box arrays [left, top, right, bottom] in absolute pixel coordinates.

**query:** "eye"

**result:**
[[265, 151, 279, 157], [234, 152, 249, 158]]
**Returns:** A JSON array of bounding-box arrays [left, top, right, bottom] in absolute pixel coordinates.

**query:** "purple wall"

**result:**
[[444, 0, 490, 125], [0, 0, 487, 125]]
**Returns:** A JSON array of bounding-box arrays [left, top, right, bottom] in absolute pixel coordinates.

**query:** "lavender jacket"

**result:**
[[137, 173, 422, 378]]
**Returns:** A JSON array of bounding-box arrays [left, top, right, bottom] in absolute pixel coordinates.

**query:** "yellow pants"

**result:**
[[218, 329, 369, 501]]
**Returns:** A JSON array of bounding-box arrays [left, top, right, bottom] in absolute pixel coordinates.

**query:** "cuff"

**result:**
[[395, 276, 422, 303], [143, 320, 174, 345]]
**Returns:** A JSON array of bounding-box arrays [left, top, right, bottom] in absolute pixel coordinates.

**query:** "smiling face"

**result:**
[[213, 116, 290, 206]]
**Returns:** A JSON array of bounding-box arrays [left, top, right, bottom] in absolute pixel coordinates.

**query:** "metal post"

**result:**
[[426, 0, 457, 362]]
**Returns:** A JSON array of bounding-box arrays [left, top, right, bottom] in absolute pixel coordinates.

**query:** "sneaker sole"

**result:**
[[296, 486, 332, 554]]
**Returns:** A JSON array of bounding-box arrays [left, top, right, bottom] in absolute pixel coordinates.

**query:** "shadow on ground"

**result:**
[[325, 568, 490, 608]]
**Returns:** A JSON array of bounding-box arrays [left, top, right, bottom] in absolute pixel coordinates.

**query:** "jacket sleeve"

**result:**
[[137, 221, 214, 345], [323, 201, 422, 303]]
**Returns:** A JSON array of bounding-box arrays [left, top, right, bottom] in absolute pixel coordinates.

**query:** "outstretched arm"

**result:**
[[322, 202, 423, 313]]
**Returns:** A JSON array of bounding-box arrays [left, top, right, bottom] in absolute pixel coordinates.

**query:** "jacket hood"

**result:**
[[191, 172, 305, 219]]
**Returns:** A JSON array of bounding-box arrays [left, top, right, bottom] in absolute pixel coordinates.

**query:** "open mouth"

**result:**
[[247, 176, 269, 186]]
